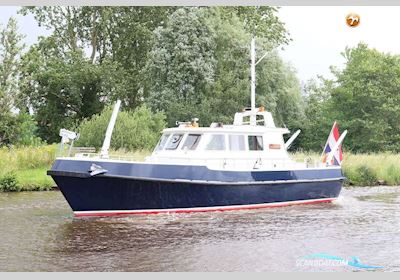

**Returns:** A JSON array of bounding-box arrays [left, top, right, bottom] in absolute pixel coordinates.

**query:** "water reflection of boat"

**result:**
[[48, 39, 347, 218]]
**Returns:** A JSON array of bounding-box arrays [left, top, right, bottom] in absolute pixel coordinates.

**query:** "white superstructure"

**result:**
[[146, 107, 313, 171]]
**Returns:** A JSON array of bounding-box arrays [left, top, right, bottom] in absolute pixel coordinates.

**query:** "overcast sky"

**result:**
[[278, 6, 400, 82], [0, 6, 50, 47], [1, 6, 399, 83]]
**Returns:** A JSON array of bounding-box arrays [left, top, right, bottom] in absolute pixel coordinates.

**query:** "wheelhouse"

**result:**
[[147, 108, 296, 170], [153, 130, 285, 153]]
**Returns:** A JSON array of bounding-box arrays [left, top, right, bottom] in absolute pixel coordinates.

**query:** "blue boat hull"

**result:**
[[48, 159, 344, 217]]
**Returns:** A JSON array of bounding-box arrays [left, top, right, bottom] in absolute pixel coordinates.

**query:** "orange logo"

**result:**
[[346, 13, 360, 27]]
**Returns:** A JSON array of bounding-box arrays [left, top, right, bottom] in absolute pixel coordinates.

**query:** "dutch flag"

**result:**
[[321, 121, 344, 166]]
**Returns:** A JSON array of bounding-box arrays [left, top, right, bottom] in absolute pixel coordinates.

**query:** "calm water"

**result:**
[[0, 187, 399, 272]]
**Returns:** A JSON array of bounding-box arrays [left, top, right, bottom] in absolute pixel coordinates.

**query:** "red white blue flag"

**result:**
[[321, 121, 343, 166]]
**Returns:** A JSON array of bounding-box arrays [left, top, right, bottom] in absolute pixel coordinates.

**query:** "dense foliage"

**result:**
[[299, 43, 400, 152], [75, 105, 166, 151], [145, 7, 301, 128], [0, 6, 294, 147], [1, 7, 399, 153], [13, 6, 295, 146], [0, 17, 40, 146]]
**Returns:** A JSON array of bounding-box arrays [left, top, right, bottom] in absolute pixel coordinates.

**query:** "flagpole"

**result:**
[[326, 130, 348, 164], [321, 121, 337, 158]]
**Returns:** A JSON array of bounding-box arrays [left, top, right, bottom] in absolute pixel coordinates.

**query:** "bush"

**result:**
[[76, 105, 166, 151], [359, 165, 378, 186], [383, 164, 400, 185], [345, 165, 378, 186], [0, 173, 20, 192], [0, 112, 43, 147]]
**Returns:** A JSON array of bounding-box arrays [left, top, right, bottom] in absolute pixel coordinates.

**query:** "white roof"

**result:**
[[163, 108, 290, 135], [163, 126, 290, 135]]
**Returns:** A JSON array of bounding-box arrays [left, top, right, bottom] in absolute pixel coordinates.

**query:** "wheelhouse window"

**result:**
[[165, 134, 184, 150], [204, 134, 226, 151], [229, 135, 245, 151], [155, 134, 170, 151], [182, 134, 202, 150], [248, 135, 264, 151]]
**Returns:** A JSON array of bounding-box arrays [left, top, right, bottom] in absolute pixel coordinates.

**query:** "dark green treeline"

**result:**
[[0, 7, 399, 153]]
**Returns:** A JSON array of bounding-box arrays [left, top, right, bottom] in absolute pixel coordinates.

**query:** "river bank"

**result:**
[[1, 145, 400, 191], [0, 145, 149, 192]]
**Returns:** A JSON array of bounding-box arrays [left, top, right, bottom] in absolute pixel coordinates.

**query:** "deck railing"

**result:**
[[56, 144, 324, 169]]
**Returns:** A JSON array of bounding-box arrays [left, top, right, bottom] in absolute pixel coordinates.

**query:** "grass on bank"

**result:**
[[1, 145, 400, 192], [342, 153, 400, 186], [291, 151, 400, 186], [0, 145, 151, 192], [0, 145, 57, 192], [15, 168, 55, 191]]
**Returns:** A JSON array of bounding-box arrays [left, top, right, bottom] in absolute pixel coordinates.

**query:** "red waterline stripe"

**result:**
[[74, 198, 336, 218]]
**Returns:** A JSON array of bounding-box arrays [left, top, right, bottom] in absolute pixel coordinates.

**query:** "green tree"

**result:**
[[19, 7, 176, 142], [194, 8, 250, 126], [297, 78, 334, 151], [144, 7, 217, 126], [19, 43, 117, 143], [0, 17, 40, 146], [221, 6, 290, 48], [0, 112, 41, 146], [330, 43, 400, 152], [20, 6, 299, 143], [300, 43, 400, 153], [256, 52, 304, 129], [0, 17, 25, 114], [20, 6, 175, 107], [145, 7, 300, 128], [102, 7, 175, 107]]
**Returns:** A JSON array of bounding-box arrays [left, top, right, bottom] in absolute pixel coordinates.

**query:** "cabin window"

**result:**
[[182, 134, 202, 150], [204, 134, 226, 151], [155, 134, 170, 151], [165, 134, 184, 150], [248, 135, 264, 151], [229, 135, 245, 151], [256, 115, 265, 126]]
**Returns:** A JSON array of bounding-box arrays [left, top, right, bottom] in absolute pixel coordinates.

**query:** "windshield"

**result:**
[[165, 134, 184, 150], [182, 134, 202, 150], [154, 134, 170, 151]]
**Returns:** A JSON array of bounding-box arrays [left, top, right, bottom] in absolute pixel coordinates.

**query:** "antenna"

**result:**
[[249, 38, 269, 126], [250, 38, 256, 125]]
